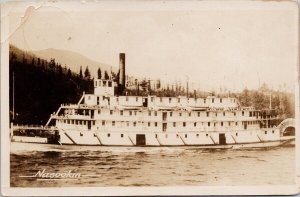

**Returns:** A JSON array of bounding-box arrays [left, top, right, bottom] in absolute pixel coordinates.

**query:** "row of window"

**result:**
[[60, 119, 260, 128], [94, 80, 113, 87], [97, 109, 258, 117], [93, 96, 235, 104]]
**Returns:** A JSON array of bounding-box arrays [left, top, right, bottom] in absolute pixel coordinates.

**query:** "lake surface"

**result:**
[[10, 143, 295, 187]]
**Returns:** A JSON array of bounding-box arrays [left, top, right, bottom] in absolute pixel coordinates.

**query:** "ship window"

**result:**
[[194, 122, 197, 127], [223, 112, 225, 116], [155, 111, 157, 116], [196, 134, 199, 137], [148, 122, 150, 127], [212, 98, 214, 103], [102, 120, 105, 126], [220, 98, 222, 103], [107, 133, 110, 137], [160, 97, 163, 102], [173, 122, 176, 127], [108, 81, 112, 87], [133, 122, 136, 127], [120, 110, 123, 115], [136, 97, 138, 102], [183, 122, 186, 127], [208, 122, 210, 126], [198, 112, 200, 117], [129, 111, 132, 116], [206, 112, 209, 117], [185, 134, 187, 138], [112, 121, 115, 126], [110, 110, 113, 115], [242, 111, 244, 116], [148, 111, 151, 116], [265, 131, 267, 134], [155, 122, 158, 127], [169, 98, 172, 103], [221, 122, 223, 126], [170, 112, 173, 117], [121, 134, 124, 138]]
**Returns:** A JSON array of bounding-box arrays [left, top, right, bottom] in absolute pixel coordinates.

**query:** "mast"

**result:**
[[269, 93, 272, 109], [13, 72, 15, 121]]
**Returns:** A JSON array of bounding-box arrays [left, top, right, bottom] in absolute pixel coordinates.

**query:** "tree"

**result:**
[[67, 68, 72, 77], [79, 66, 83, 78], [111, 71, 119, 83], [97, 67, 102, 79], [84, 66, 91, 80], [104, 70, 109, 80]]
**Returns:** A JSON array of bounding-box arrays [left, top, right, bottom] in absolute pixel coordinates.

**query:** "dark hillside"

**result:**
[[9, 45, 93, 125]]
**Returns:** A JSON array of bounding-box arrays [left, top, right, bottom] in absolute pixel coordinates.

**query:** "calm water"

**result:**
[[10, 143, 295, 187]]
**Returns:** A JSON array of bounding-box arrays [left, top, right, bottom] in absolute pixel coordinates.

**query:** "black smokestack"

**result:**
[[119, 53, 125, 94]]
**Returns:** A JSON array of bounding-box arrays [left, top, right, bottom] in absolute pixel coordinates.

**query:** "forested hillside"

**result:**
[[9, 45, 93, 125]]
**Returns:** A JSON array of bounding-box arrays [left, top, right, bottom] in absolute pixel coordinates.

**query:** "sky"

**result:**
[[6, 1, 298, 92]]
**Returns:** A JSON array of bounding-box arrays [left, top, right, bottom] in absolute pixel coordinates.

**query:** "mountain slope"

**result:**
[[31, 48, 118, 77]]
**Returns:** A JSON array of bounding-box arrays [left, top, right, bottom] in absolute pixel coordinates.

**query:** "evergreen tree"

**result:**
[[84, 66, 91, 80], [79, 66, 83, 78], [104, 70, 109, 80], [67, 68, 72, 77], [97, 67, 102, 79]]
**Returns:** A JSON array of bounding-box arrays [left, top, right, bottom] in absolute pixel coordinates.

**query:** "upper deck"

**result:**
[[81, 94, 240, 110]]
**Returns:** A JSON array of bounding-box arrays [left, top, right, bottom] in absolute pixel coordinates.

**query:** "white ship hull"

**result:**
[[56, 128, 293, 147]]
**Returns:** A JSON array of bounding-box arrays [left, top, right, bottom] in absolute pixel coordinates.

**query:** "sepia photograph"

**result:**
[[1, 0, 299, 196]]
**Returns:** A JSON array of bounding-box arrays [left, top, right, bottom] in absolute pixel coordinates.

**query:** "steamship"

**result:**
[[11, 53, 295, 148]]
